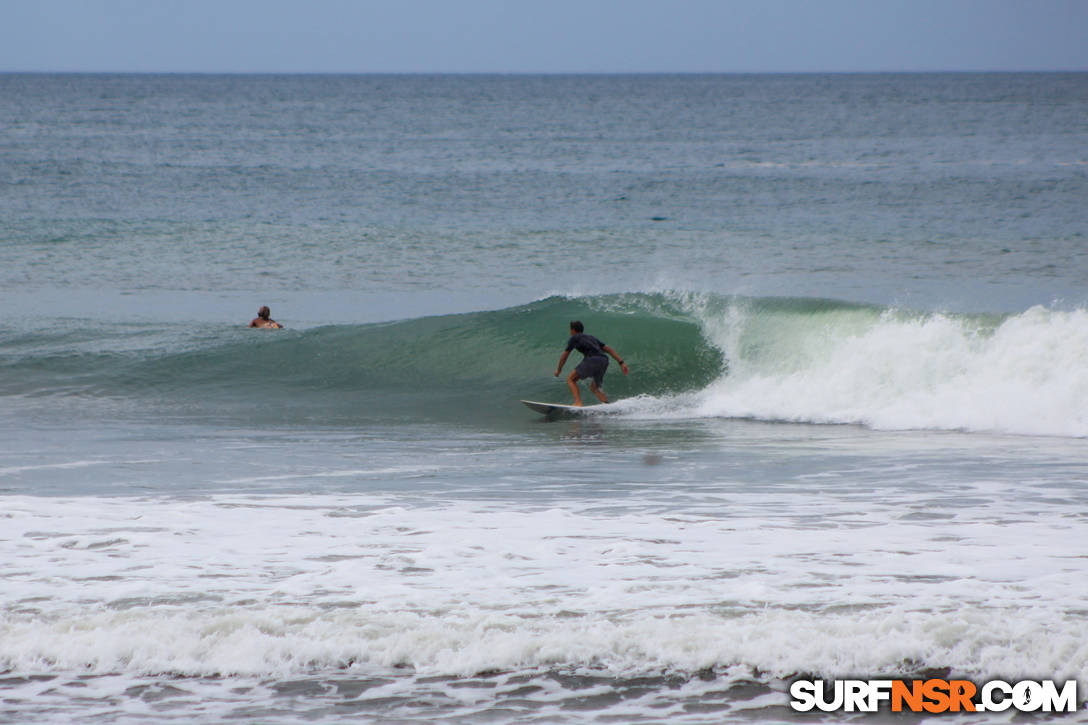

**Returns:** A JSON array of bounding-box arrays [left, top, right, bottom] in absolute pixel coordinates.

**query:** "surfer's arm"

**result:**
[[555, 350, 571, 377], [602, 345, 629, 375]]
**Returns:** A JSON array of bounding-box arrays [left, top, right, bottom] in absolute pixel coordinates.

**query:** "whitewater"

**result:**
[[649, 297, 1088, 437], [4, 480, 1087, 721]]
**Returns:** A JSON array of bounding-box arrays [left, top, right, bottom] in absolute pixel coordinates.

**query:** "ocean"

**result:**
[[1, 72, 1087, 723]]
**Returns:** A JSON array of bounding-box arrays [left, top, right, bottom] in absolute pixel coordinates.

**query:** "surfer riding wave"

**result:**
[[555, 320, 629, 406]]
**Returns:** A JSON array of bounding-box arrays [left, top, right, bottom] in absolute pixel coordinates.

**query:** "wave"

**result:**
[[3, 293, 1087, 436], [6, 604, 1084, 683], [4, 494, 1084, 685], [0, 296, 719, 424], [650, 296, 1088, 438]]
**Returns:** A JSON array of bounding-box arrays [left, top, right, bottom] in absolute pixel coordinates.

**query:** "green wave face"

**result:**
[[0, 294, 726, 423], [219, 295, 725, 400]]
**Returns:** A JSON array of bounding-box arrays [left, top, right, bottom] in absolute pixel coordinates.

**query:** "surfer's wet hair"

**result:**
[[570, 320, 584, 333]]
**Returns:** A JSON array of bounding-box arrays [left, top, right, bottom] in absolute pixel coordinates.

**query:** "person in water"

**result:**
[[554, 320, 629, 406], [249, 306, 282, 329]]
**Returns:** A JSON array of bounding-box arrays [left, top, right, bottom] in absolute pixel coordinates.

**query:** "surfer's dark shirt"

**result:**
[[566, 333, 607, 359]]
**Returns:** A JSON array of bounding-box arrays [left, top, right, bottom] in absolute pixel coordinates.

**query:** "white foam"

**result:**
[[0, 460, 112, 476], [2, 493, 1085, 686], [212, 465, 441, 485], [651, 303, 1088, 437]]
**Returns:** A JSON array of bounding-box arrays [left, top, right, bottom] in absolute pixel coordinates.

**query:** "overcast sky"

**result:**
[[3, 0, 1086, 74]]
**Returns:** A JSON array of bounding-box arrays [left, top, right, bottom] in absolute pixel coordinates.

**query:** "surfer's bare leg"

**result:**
[[589, 381, 609, 404], [566, 371, 583, 406]]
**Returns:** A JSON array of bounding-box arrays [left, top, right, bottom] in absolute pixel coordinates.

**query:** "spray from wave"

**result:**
[[630, 295, 1088, 438]]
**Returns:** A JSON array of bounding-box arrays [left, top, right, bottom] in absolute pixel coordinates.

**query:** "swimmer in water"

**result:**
[[249, 306, 282, 329]]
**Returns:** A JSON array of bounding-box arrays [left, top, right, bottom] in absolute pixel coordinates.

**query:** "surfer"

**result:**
[[555, 320, 629, 406], [249, 306, 282, 329]]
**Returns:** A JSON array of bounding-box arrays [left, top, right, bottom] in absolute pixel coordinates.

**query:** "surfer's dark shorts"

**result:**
[[574, 355, 609, 386]]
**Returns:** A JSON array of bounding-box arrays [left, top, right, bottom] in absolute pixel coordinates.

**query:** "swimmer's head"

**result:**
[[258, 306, 271, 320]]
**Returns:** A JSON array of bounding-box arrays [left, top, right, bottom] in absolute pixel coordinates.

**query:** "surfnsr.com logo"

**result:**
[[789, 679, 1080, 713]]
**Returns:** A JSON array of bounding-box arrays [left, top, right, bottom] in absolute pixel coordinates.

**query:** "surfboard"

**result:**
[[520, 400, 610, 418]]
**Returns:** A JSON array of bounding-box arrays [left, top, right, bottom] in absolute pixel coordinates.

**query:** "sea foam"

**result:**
[[2, 494, 1085, 685], [668, 301, 1088, 437]]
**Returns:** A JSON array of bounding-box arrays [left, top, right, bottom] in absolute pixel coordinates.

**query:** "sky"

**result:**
[[2, 0, 1087, 74]]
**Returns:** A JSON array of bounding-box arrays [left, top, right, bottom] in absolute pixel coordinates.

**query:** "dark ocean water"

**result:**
[[1, 73, 1087, 724]]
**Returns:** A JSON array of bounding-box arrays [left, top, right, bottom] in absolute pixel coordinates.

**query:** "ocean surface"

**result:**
[[1, 72, 1087, 723]]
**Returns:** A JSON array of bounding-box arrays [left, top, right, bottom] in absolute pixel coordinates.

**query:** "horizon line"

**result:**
[[3, 68, 1087, 76]]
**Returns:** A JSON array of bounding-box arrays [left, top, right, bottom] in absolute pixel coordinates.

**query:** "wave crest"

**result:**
[[5, 294, 1086, 436]]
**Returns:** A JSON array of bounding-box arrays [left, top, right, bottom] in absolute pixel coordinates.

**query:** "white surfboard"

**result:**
[[520, 400, 611, 418]]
